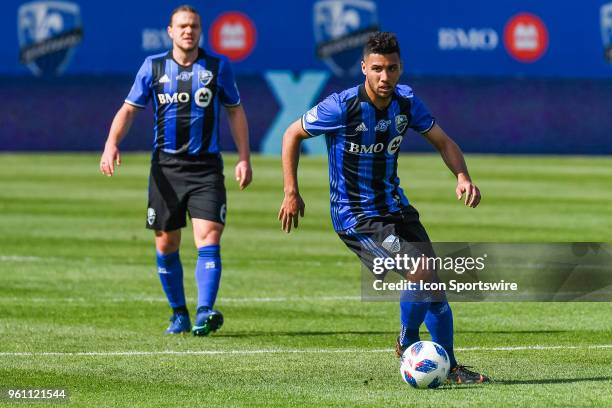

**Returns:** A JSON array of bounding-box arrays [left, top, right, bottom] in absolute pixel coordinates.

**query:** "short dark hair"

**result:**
[[363, 32, 400, 57], [169, 4, 200, 26]]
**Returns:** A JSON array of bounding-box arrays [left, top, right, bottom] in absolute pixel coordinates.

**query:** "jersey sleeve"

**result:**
[[409, 94, 436, 134], [125, 58, 153, 108], [301, 94, 343, 137], [218, 58, 241, 106]]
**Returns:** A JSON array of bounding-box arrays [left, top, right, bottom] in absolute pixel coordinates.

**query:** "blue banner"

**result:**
[[1, 0, 612, 78]]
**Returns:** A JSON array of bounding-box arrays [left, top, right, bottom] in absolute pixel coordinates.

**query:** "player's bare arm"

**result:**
[[423, 123, 481, 208], [99, 102, 140, 177], [278, 119, 308, 233], [226, 104, 252, 190]]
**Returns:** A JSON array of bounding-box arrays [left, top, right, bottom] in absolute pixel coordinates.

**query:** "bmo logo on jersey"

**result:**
[[156, 88, 212, 107], [157, 92, 190, 104], [346, 135, 403, 155]]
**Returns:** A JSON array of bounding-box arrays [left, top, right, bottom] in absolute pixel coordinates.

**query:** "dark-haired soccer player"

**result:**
[[278, 32, 489, 383], [100, 5, 252, 336]]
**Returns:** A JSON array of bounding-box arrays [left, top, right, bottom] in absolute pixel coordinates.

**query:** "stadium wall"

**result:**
[[2, 75, 611, 155], [1, 0, 611, 154]]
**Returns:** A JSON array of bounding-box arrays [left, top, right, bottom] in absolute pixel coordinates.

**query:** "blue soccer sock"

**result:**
[[156, 251, 186, 310], [399, 291, 430, 347], [425, 301, 457, 368], [195, 245, 222, 310]]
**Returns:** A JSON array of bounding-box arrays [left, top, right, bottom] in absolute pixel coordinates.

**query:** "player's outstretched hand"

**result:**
[[456, 177, 481, 208], [100, 144, 121, 177], [278, 192, 305, 233], [235, 160, 252, 190]]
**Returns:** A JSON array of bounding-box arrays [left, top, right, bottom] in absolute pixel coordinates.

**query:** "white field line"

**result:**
[[0, 256, 350, 267], [0, 344, 610, 357], [222, 296, 361, 303], [0, 255, 45, 262], [2, 255, 608, 271], [4, 292, 612, 303], [0, 295, 362, 303]]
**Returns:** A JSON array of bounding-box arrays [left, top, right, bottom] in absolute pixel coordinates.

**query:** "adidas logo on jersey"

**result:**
[[159, 74, 170, 83], [355, 122, 368, 132]]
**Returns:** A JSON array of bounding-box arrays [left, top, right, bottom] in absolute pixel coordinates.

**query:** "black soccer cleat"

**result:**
[[447, 365, 491, 384], [192, 307, 224, 336]]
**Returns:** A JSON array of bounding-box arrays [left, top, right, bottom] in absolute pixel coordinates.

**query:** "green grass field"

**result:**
[[0, 153, 611, 407]]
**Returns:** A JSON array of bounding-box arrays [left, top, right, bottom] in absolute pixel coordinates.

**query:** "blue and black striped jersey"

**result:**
[[302, 84, 435, 232], [125, 48, 240, 156]]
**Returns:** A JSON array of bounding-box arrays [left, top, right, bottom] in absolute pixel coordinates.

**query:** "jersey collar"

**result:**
[[165, 48, 206, 67]]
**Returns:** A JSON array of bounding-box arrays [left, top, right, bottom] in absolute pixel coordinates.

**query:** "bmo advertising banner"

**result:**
[[1, 0, 611, 154], [1, 0, 611, 77]]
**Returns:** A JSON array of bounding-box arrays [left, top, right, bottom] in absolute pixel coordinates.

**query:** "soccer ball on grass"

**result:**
[[400, 340, 450, 389]]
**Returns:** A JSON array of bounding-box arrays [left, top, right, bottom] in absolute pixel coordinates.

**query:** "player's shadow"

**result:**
[[455, 330, 571, 334], [441, 377, 612, 390], [215, 329, 570, 338], [494, 377, 612, 386], [216, 330, 392, 338]]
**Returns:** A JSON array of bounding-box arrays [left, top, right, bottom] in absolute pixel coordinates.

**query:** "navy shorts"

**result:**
[[146, 151, 226, 231], [337, 205, 436, 278]]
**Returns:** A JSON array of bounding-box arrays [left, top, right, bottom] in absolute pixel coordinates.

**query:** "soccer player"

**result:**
[[278, 32, 489, 383], [99, 5, 252, 336]]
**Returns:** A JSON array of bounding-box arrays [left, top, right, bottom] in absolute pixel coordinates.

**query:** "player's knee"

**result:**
[[206, 229, 222, 243], [196, 230, 222, 246], [155, 231, 181, 254], [194, 222, 223, 248]]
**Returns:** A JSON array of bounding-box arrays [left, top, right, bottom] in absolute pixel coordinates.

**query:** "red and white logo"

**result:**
[[209, 12, 256, 61], [504, 13, 548, 62]]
